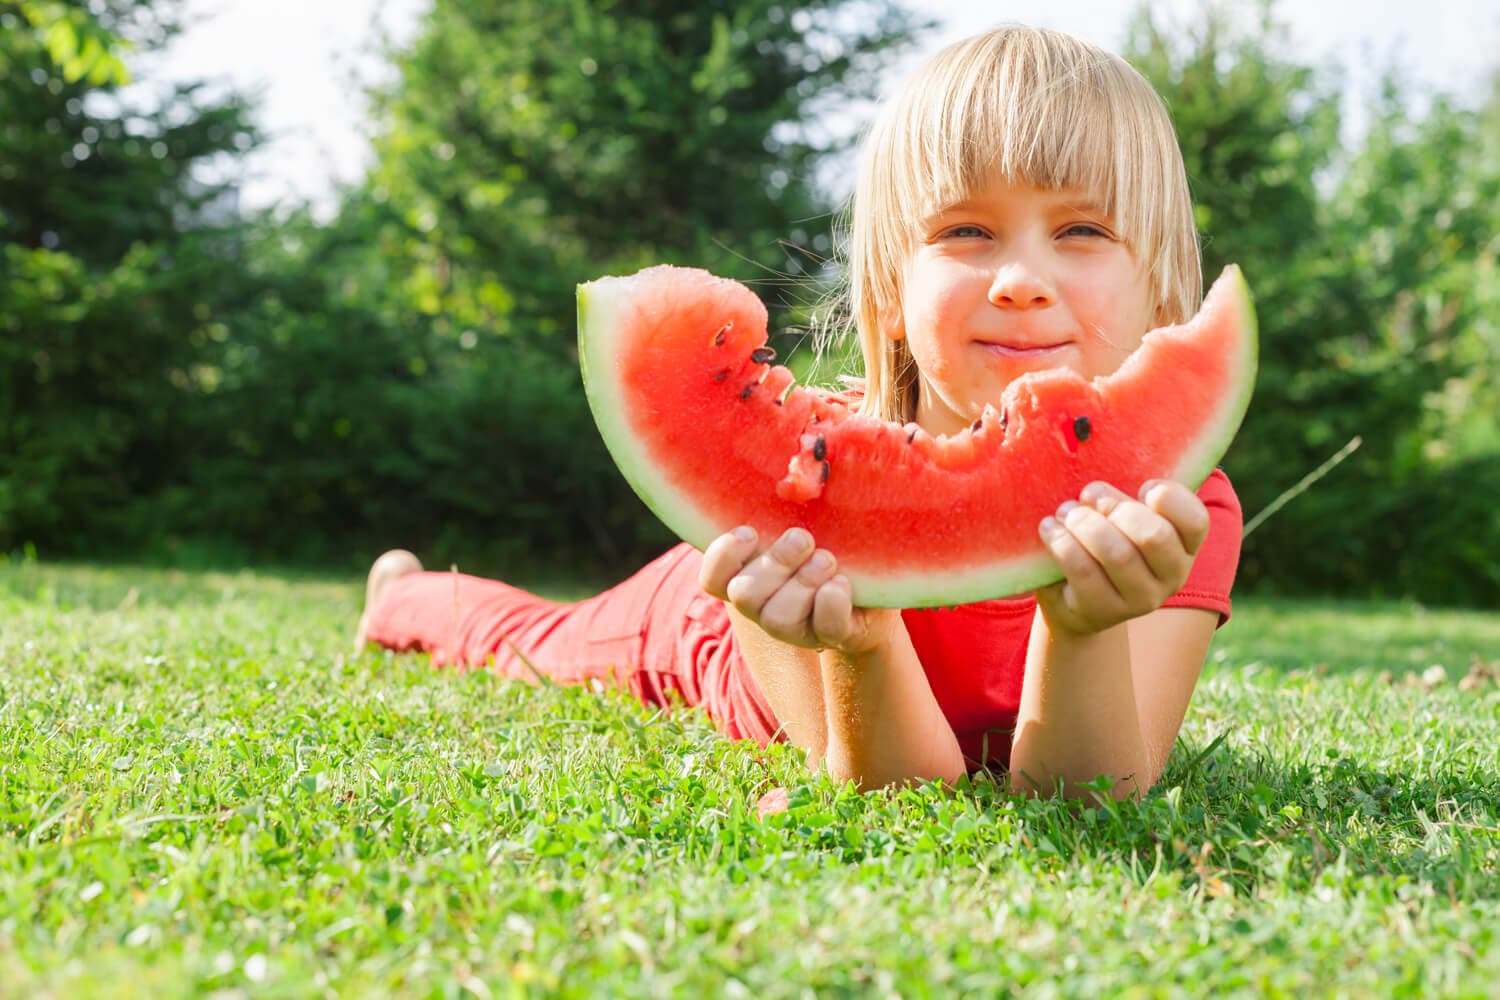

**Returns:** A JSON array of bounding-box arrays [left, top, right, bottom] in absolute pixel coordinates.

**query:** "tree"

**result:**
[[1316, 78, 1500, 603], [1126, 3, 1500, 605], [0, 0, 258, 552], [261, 0, 928, 575], [364, 0, 922, 352]]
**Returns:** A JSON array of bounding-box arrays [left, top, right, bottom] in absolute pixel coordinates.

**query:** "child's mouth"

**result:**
[[978, 341, 1070, 360]]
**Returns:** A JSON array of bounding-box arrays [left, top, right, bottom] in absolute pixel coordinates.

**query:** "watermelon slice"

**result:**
[[578, 265, 1256, 608]]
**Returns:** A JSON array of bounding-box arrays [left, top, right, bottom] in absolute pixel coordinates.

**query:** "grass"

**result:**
[[2, 557, 1497, 998]]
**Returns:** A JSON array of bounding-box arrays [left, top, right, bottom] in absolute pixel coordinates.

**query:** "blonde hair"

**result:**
[[844, 26, 1201, 422]]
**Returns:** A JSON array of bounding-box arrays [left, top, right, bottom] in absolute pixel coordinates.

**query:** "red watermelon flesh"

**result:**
[[578, 265, 1256, 608]]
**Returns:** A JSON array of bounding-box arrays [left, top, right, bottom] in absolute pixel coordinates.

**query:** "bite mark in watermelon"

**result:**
[[578, 265, 1257, 608]]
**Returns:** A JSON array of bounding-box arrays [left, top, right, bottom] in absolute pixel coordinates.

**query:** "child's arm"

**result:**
[[700, 528, 967, 789], [1009, 479, 1215, 800]]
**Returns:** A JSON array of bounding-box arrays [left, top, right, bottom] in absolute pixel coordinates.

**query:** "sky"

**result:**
[[147, 0, 1500, 216]]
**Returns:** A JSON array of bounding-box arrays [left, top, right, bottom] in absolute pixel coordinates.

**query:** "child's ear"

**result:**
[[880, 304, 906, 342], [1151, 296, 1172, 329]]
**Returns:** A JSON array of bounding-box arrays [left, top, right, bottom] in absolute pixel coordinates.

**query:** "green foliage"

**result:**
[[2, 561, 1498, 993], [364, 0, 920, 350], [148, 203, 677, 571], [13, 0, 133, 85], [4, 0, 921, 577], [147, 0, 923, 576], [1127, 5, 1500, 606], [0, 0, 258, 553], [3, 0, 1497, 604]]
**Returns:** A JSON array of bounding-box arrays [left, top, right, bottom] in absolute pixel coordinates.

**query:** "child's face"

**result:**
[[897, 179, 1156, 437]]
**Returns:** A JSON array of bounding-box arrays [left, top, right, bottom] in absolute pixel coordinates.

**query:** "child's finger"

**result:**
[[1139, 480, 1211, 555], [1103, 499, 1188, 583], [811, 575, 856, 647], [1039, 512, 1125, 617], [1081, 483, 1186, 583], [724, 527, 816, 613], [757, 549, 838, 641], [698, 526, 759, 599], [1056, 500, 1151, 599]]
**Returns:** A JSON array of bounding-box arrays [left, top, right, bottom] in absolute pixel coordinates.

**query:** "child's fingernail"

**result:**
[[733, 526, 756, 543], [1040, 516, 1062, 538], [807, 551, 833, 573], [782, 528, 812, 550], [1056, 500, 1080, 519], [1079, 483, 1104, 504]]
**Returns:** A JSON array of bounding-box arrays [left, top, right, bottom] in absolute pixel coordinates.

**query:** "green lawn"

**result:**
[[2, 557, 1497, 997]]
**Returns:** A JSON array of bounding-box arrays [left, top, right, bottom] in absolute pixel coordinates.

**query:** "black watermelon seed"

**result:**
[[812, 435, 826, 461], [1074, 415, 1092, 442], [820, 460, 830, 483], [971, 418, 983, 433], [750, 347, 776, 364], [739, 384, 754, 401], [906, 429, 917, 444], [713, 323, 732, 346], [1001, 412, 1008, 429], [713, 369, 729, 382]]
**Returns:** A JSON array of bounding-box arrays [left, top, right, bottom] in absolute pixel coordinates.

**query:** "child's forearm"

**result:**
[[728, 608, 829, 763], [818, 625, 966, 791], [731, 601, 963, 790], [1008, 616, 1151, 800]]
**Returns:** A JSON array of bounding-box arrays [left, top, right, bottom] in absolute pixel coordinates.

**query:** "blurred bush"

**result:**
[[1, 0, 924, 582], [0, 0, 258, 554], [2, 0, 1497, 605], [1129, 7, 1500, 607]]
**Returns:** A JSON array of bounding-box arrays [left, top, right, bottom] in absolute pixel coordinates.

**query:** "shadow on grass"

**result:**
[[1140, 738, 1500, 895], [582, 699, 1497, 901]]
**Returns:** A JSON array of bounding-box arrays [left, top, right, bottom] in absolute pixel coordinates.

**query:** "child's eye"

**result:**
[[1062, 223, 1111, 239], [941, 224, 989, 239]]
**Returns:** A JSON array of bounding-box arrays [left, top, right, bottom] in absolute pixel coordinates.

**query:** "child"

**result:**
[[355, 26, 1243, 800]]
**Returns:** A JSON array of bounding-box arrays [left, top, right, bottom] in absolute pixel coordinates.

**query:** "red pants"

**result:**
[[363, 545, 780, 744]]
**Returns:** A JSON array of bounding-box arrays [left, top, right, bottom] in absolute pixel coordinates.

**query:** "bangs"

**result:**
[[875, 30, 1171, 270]]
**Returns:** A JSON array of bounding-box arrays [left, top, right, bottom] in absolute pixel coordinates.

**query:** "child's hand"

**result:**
[[1035, 480, 1210, 637], [699, 526, 896, 654]]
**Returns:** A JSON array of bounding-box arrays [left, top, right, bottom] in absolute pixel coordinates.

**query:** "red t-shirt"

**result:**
[[900, 468, 1242, 769]]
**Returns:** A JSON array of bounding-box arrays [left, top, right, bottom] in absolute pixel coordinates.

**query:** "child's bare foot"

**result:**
[[354, 549, 423, 651]]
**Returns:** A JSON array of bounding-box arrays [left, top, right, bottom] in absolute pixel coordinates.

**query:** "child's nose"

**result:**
[[987, 263, 1054, 309]]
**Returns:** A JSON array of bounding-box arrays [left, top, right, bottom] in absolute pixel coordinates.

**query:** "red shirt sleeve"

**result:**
[[1162, 468, 1242, 625]]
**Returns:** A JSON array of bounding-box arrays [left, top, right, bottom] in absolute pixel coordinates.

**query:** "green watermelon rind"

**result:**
[[578, 266, 1257, 609], [1162, 265, 1259, 489], [577, 274, 728, 550]]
